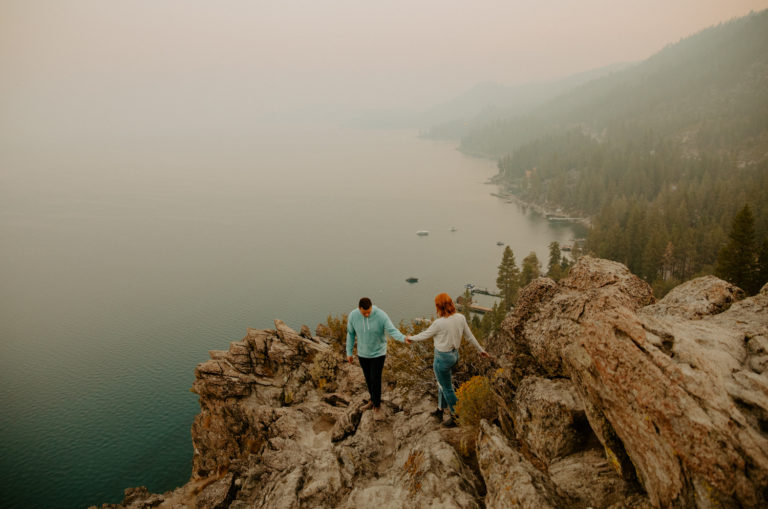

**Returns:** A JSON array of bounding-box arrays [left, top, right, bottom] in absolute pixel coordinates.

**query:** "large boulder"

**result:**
[[641, 275, 744, 319], [477, 420, 563, 508], [494, 256, 768, 507], [548, 449, 643, 509], [512, 376, 591, 464]]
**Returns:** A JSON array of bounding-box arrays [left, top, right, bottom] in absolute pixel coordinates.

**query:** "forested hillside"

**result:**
[[468, 10, 768, 294]]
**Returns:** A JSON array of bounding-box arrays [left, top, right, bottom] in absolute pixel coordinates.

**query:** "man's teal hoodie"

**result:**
[[346, 306, 405, 358]]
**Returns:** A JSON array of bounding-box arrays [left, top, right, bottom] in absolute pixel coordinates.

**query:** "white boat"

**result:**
[[416, 230, 429, 236]]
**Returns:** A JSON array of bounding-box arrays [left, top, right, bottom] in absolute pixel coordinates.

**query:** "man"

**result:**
[[346, 297, 406, 419]]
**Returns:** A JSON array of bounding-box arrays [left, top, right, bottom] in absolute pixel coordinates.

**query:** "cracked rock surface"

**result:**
[[492, 256, 768, 508]]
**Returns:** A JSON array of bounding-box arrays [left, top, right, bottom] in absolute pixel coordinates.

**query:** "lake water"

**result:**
[[0, 124, 579, 508]]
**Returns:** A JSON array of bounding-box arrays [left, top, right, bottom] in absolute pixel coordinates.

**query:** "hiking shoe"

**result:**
[[441, 415, 457, 428], [361, 401, 374, 411], [431, 408, 444, 420], [373, 407, 386, 421]]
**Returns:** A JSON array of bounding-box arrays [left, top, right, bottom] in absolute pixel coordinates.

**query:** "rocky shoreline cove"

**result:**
[[93, 257, 768, 508]]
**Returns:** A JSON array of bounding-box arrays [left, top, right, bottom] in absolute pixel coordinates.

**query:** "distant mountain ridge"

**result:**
[[349, 62, 629, 132], [459, 9, 768, 160], [422, 63, 632, 140]]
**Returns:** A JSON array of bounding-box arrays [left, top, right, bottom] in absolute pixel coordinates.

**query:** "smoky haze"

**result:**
[[1, 0, 768, 138], [2, 4, 768, 508]]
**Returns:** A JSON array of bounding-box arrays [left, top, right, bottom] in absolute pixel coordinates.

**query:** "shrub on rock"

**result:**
[[456, 375, 497, 427]]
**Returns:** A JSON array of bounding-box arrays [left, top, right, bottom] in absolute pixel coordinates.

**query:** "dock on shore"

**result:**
[[470, 287, 501, 298], [456, 303, 493, 314]]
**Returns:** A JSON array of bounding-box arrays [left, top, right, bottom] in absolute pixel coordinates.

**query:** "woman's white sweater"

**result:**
[[409, 313, 485, 353]]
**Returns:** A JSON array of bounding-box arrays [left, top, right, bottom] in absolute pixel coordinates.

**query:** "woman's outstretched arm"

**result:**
[[408, 320, 439, 342]]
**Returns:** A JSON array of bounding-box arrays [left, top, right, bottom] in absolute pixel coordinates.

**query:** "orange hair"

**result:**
[[435, 293, 456, 317]]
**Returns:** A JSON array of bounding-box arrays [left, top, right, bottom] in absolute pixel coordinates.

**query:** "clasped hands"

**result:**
[[346, 339, 492, 362], [403, 336, 492, 359]]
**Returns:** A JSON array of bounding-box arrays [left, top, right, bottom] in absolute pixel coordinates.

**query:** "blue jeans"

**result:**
[[433, 349, 458, 413]]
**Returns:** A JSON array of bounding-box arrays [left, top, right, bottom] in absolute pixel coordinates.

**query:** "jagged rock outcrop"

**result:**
[[490, 256, 768, 508], [94, 319, 484, 508], [94, 257, 768, 508], [477, 420, 563, 508]]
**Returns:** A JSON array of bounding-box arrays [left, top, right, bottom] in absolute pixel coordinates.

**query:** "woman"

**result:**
[[406, 293, 490, 427]]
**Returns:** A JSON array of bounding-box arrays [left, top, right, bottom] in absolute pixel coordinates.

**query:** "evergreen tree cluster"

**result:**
[[716, 205, 768, 295], [497, 127, 768, 294], [477, 244, 570, 337]]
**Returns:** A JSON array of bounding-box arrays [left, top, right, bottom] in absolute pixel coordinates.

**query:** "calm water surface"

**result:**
[[0, 124, 578, 508]]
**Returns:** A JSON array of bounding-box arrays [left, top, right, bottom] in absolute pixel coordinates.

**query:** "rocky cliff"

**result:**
[[94, 257, 768, 508]]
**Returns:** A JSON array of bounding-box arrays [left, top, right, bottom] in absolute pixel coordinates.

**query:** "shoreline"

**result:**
[[489, 188, 593, 229]]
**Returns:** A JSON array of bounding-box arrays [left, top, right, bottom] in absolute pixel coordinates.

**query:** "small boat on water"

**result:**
[[450, 227, 457, 232], [496, 241, 505, 246], [416, 230, 429, 236], [406, 277, 419, 283]]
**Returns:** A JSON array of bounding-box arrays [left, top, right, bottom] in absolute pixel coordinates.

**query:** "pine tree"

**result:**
[[479, 301, 507, 337], [640, 211, 667, 282], [492, 300, 507, 330], [716, 204, 758, 294], [496, 246, 520, 310], [662, 242, 675, 281], [547, 242, 563, 280], [568, 241, 582, 263], [479, 303, 494, 337], [520, 252, 541, 288]]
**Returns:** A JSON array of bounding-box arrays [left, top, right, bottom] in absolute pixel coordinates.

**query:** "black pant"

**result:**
[[358, 355, 386, 407]]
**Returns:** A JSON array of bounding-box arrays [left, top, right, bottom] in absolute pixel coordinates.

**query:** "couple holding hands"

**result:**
[[346, 294, 491, 427]]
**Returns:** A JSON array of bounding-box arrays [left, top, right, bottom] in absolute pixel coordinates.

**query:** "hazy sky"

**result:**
[[2, 0, 768, 128]]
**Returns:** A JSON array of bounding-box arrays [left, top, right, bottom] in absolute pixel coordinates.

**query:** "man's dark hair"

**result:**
[[358, 297, 372, 310]]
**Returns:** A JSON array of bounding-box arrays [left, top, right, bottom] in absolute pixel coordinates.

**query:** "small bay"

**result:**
[[0, 123, 579, 508]]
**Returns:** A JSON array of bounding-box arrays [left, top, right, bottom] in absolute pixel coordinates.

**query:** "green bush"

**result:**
[[456, 375, 497, 428]]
